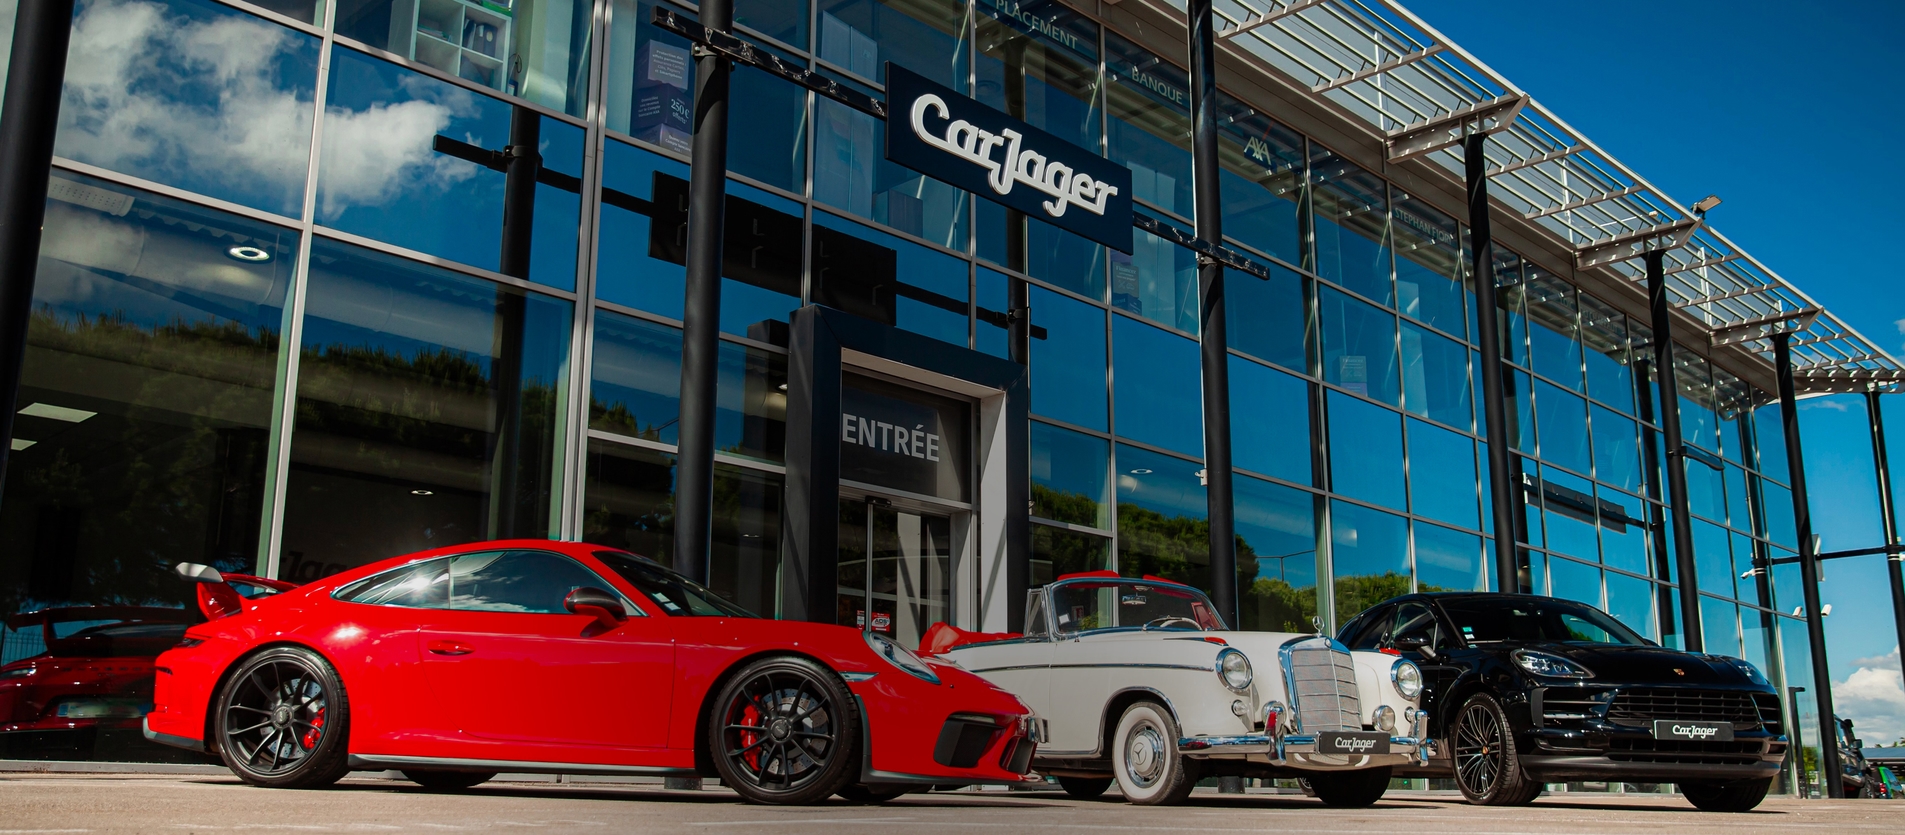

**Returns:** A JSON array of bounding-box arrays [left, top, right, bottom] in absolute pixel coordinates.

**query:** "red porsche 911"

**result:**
[[143, 540, 1039, 804]]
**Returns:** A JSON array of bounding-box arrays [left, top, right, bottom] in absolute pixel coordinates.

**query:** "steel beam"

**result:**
[[1465, 133, 1522, 594], [1865, 390, 1905, 700], [1706, 308, 1820, 348], [1488, 145, 1580, 176], [1311, 45, 1447, 93], [1647, 250, 1703, 652], [1664, 253, 1742, 275], [1190, 0, 1238, 626], [1575, 218, 1700, 270], [1774, 331, 1845, 798], [1217, 0, 1326, 40], [1386, 95, 1527, 164], [1524, 185, 1646, 220], [1674, 282, 1777, 309]]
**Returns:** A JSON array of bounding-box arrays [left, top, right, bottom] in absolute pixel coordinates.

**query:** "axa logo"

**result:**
[[1243, 136, 1277, 168]]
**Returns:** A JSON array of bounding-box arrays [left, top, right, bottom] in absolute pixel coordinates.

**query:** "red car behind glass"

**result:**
[[144, 540, 1039, 804], [1, 607, 193, 745]]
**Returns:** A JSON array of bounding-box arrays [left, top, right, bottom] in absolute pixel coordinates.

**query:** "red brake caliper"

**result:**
[[300, 707, 325, 750], [739, 704, 763, 769]]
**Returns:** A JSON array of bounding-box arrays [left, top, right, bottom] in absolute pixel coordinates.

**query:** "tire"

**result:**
[[402, 770, 496, 791], [1450, 693, 1541, 806], [708, 655, 859, 805], [836, 783, 909, 803], [1110, 701, 1198, 805], [1680, 777, 1773, 812], [1307, 767, 1392, 807], [1056, 775, 1113, 799], [214, 645, 352, 789]]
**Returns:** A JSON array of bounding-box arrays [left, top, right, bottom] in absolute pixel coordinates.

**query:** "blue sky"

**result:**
[[1404, 0, 1905, 743]]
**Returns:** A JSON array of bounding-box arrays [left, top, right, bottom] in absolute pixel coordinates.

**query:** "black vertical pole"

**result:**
[[1463, 134, 1518, 594], [1634, 358, 1678, 641], [490, 106, 540, 537], [674, 0, 734, 583], [1774, 331, 1843, 798], [1646, 249, 1703, 651], [0, 0, 77, 492], [1002, 38, 1031, 368], [1866, 390, 1905, 711], [1187, 0, 1236, 624]]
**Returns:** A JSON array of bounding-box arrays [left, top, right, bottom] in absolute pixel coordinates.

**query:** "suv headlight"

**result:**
[[1216, 648, 1252, 691], [864, 631, 940, 684], [1512, 649, 1593, 679], [1391, 658, 1423, 699]]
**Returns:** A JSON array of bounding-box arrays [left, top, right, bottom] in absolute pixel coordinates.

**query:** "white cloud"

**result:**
[[1800, 398, 1850, 413], [1834, 645, 1905, 746]]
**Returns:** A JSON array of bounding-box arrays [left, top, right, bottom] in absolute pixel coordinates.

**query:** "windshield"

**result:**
[[593, 551, 757, 618], [1439, 597, 1647, 646], [1046, 580, 1225, 634]]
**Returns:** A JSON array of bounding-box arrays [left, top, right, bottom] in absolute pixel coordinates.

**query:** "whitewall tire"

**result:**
[[1111, 701, 1198, 805]]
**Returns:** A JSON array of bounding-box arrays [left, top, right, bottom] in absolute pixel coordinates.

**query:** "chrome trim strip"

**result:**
[[965, 662, 1213, 674], [347, 754, 695, 777]]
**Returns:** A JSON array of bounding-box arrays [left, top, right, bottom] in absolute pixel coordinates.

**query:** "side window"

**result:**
[[1391, 602, 1441, 651], [334, 557, 451, 607], [1023, 589, 1050, 640], [445, 551, 612, 614], [1345, 606, 1392, 650]]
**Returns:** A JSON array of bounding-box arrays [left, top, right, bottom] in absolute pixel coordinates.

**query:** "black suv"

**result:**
[[1338, 593, 1787, 812]]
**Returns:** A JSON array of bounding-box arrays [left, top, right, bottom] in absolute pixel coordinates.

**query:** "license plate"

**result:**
[[1318, 731, 1391, 755], [1652, 720, 1734, 741]]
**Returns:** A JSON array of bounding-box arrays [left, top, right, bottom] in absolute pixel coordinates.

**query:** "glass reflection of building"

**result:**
[[0, 0, 1844, 780]]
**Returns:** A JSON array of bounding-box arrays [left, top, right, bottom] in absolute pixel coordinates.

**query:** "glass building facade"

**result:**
[[0, 0, 1842, 782]]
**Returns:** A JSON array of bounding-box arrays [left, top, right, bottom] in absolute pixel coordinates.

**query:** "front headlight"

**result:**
[[1216, 648, 1253, 691], [864, 631, 940, 684], [0, 664, 35, 681], [1391, 658, 1424, 699], [1730, 659, 1769, 685], [1512, 649, 1593, 679]]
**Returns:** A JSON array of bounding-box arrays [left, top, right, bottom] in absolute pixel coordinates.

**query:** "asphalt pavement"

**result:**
[[0, 772, 1897, 834]]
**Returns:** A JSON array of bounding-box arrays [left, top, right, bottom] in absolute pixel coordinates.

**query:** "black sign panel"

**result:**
[[1317, 731, 1392, 755], [1652, 720, 1734, 741], [883, 63, 1133, 253], [840, 374, 969, 502]]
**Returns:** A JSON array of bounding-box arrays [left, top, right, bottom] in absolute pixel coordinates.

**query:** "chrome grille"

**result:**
[[1286, 642, 1361, 733], [1607, 688, 1762, 729]]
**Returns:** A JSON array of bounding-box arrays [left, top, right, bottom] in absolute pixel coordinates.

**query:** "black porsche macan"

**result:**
[[1338, 593, 1786, 812]]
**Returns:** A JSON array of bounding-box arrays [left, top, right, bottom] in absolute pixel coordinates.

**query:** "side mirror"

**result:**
[[564, 587, 628, 627], [1393, 635, 1436, 659]]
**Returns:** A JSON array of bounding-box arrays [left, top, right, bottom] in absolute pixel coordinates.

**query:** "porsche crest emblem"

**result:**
[[1673, 668, 1686, 676]]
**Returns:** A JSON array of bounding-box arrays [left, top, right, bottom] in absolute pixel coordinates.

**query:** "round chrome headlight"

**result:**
[[1391, 658, 1424, 699], [1216, 648, 1253, 691]]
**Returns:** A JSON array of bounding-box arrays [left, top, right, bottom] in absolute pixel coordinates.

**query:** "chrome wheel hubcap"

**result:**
[[1125, 724, 1166, 788]]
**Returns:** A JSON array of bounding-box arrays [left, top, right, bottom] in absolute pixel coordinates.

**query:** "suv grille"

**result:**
[[1751, 692, 1784, 735], [1285, 641, 1360, 733], [1607, 737, 1762, 765], [1539, 687, 1609, 722], [1607, 688, 1762, 729]]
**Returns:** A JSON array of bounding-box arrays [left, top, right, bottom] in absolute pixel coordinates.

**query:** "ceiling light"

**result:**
[[19, 403, 96, 423], [226, 245, 272, 263], [1128, 468, 1152, 474], [10, 439, 34, 451], [411, 489, 434, 496]]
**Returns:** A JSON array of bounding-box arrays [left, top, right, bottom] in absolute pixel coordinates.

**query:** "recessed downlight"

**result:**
[[19, 403, 96, 423], [410, 489, 434, 496], [10, 439, 34, 451], [1128, 468, 1152, 474], [226, 245, 271, 263]]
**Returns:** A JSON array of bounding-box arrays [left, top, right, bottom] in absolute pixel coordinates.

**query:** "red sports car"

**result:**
[[144, 540, 1040, 804], [2, 606, 196, 749]]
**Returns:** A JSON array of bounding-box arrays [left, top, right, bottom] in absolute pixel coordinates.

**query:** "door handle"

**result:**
[[427, 640, 474, 656]]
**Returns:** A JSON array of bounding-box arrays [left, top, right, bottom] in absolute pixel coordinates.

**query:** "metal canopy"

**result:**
[[1134, 0, 1900, 393]]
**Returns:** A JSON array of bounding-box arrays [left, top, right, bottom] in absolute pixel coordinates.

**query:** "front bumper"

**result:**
[[1177, 733, 1430, 770], [1518, 725, 1786, 782]]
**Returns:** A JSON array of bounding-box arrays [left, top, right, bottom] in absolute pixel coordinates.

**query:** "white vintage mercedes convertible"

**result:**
[[921, 572, 1430, 805]]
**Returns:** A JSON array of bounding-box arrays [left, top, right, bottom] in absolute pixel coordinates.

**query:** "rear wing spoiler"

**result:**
[[175, 563, 298, 620]]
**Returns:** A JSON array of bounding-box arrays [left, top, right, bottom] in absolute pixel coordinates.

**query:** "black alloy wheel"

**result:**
[[216, 646, 351, 789], [1451, 693, 1541, 806], [1056, 775, 1113, 799], [709, 655, 859, 804], [402, 770, 497, 791]]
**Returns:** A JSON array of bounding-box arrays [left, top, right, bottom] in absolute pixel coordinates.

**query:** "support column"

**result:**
[[1866, 390, 1905, 706], [1646, 249, 1703, 651], [0, 0, 78, 491], [673, 0, 735, 583], [1634, 357, 1679, 642], [1188, 0, 1236, 623], [1463, 133, 1518, 594], [1774, 331, 1843, 798]]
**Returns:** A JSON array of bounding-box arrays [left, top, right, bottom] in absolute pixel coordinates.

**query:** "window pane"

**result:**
[[1111, 219, 1198, 333], [1725, 462, 1752, 533], [1032, 421, 1110, 528], [1540, 467, 1599, 561], [1493, 252, 1528, 366], [1580, 295, 1633, 413], [1320, 287, 1399, 406], [1216, 96, 1303, 266], [1105, 32, 1192, 218], [1236, 475, 1318, 632], [319, 48, 584, 290], [1598, 485, 1650, 576], [1548, 555, 1601, 609], [1754, 401, 1789, 483], [1394, 191, 1464, 339], [816, 98, 971, 247], [814, 210, 969, 346], [1227, 264, 1307, 372], [1675, 349, 1717, 452], [817, 0, 967, 87], [445, 550, 607, 613], [1408, 418, 1478, 528], [1535, 381, 1589, 475], [1116, 445, 1210, 590], [979, 203, 1106, 301], [976, 267, 1009, 359], [1525, 270, 1582, 391], [1030, 524, 1111, 587], [1686, 452, 1725, 523], [282, 240, 571, 578], [1414, 522, 1484, 592], [1029, 285, 1106, 431], [1701, 596, 1741, 657], [589, 311, 682, 441], [1330, 500, 1408, 624], [336, 0, 593, 115], [1112, 315, 1202, 456], [2, 174, 293, 625], [60, 0, 319, 216], [1229, 356, 1310, 486], [1311, 153, 1391, 307], [1604, 572, 1656, 641], [1402, 322, 1470, 430], [1328, 391, 1404, 511], [1592, 406, 1640, 495], [1694, 520, 1736, 600]]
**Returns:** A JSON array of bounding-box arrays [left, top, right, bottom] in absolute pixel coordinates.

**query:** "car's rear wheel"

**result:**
[[1056, 775, 1113, 799], [709, 655, 859, 805], [215, 646, 351, 789], [1110, 701, 1197, 805], [402, 770, 496, 791], [1307, 767, 1392, 807], [836, 783, 909, 803], [1451, 693, 1541, 806], [1680, 777, 1773, 812]]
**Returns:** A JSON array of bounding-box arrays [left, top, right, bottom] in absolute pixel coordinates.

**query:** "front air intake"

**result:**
[[934, 715, 1000, 769]]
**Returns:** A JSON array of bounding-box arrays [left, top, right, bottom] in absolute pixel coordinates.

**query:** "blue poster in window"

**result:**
[[883, 62, 1133, 253]]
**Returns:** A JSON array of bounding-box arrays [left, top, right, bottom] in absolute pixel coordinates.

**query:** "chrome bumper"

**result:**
[[1177, 733, 1431, 769]]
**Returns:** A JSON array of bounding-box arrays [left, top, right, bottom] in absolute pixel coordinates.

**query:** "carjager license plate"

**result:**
[[1318, 731, 1391, 755], [1652, 720, 1734, 741]]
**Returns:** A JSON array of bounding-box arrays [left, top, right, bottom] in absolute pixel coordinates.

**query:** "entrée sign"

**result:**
[[884, 63, 1133, 253]]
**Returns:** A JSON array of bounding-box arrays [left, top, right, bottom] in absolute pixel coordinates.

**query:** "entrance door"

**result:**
[[836, 497, 954, 650]]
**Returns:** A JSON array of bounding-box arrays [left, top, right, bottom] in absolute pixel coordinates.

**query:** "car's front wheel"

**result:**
[[1451, 693, 1542, 806], [709, 655, 859, 804], [1110, 701, 1197, 805], [1681, 777, 1773, 812], [215, 645, 352, 789], [1307, 767, 1392, 807]]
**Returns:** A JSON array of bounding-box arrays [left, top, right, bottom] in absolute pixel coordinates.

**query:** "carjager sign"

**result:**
[[884, 62, 1134, 253]]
